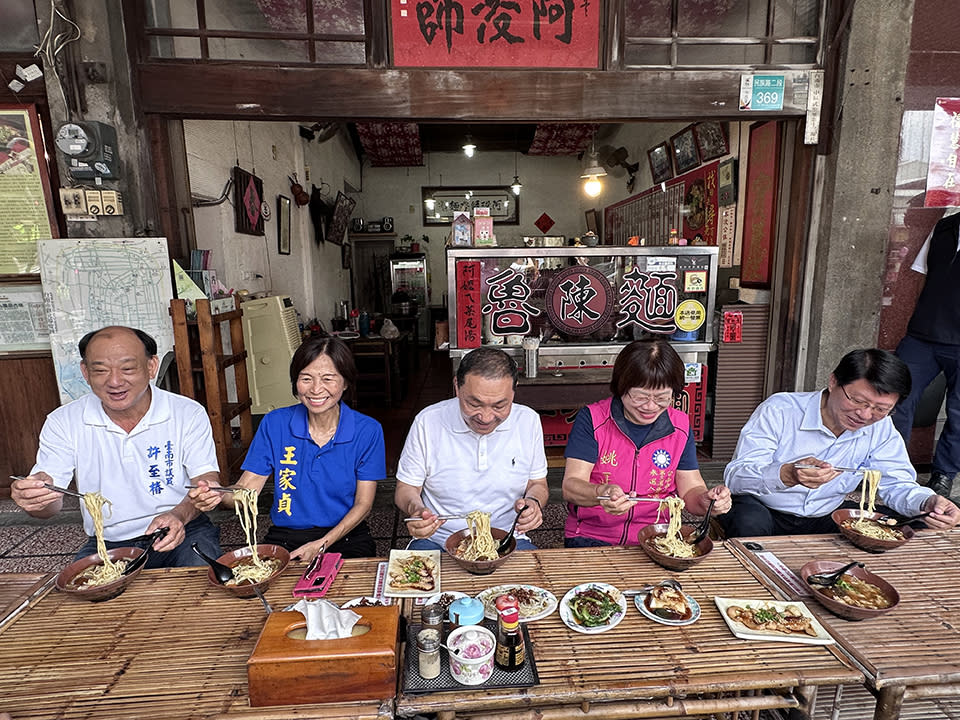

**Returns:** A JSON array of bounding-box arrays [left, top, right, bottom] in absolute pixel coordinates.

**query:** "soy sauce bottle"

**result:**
[[494, 606, 525, 671]]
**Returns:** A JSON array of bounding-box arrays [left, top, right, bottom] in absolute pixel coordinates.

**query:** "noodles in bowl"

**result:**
[[638, 522, 713, 571], [800, 560, 900, 620], [209, 488, 289, 596], [650, 497, 697, 559], [833, 470, 915, 552], [444, 520, 516, 576]]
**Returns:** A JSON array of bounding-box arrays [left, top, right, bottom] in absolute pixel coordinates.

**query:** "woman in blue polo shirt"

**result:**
[[189, 336, 385, 561]]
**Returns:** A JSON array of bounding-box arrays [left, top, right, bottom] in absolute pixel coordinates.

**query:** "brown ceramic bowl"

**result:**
[[55, 547, 146, 602], [637, 523, 713, 572], [444, 528, 516, 575], [832, 509, 915, 553], [800, 559, 900, 621], [208, 544, 290, 598]]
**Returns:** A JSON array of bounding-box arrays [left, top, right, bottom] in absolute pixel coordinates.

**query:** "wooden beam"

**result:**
[[135, 63, 809, 121]]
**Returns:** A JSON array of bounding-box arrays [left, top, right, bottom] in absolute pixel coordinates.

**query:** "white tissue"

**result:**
[[290, 598, 361, 640]]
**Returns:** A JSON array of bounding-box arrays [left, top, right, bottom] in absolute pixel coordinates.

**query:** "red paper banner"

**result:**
[[740, 121, 781, 287], [924, 97, 960, 208], [456, 261, 483, 348], [722, 310, 743, 343], [390, 0, 600, 68], [676, 160, 720, 244]]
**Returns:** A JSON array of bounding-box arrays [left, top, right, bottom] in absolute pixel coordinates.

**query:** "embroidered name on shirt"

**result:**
[[147, 440, 175, 495], [277, 445, 298, 516], [600, 450, 618, 467]]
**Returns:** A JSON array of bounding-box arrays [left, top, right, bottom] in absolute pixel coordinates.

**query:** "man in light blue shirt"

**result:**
[[721, 349, 960, 537]]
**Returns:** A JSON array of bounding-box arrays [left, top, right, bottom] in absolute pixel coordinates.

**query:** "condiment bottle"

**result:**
[[495, 593, 519, 615], [416, 628, 441, 680], [421, 603, 445, 641], [494, 607, 525, 671], [668, 228, 679, 245]]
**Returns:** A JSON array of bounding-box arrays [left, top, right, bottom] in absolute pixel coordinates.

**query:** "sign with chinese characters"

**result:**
[[544, 265, 614, 336], [456, 261, 483, 347], [675, 299, 706, 332], [482, 268, 541, 336], [683, 270, 708, 293], [617, 265, 679, 335], [391, 0, 601, 68], [924, 98, 960, 207], [740, 75, 785, 111], [676, 366, 708, 442], [722, 310, 743, 343]]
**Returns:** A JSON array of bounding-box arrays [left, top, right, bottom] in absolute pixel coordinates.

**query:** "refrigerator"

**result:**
[[389, 253, 430, 345]]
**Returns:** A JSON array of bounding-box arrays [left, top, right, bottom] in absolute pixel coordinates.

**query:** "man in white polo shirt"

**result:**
[[396, 347, 549, 551], [11, 326, 222, 567]]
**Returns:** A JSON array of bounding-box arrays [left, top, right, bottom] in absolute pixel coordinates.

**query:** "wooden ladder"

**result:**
[[170, 297, 253, 482]]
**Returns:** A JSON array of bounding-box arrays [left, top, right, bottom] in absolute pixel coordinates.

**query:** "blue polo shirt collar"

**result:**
[[288, 401, 356, 444]]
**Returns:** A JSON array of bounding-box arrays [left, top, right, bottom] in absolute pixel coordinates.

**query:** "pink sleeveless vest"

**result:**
[[564, 397, 690, 545]]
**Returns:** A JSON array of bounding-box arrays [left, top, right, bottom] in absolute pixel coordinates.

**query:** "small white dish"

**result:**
[[559, 582, 626, 634], [634, 592, 700, 626]]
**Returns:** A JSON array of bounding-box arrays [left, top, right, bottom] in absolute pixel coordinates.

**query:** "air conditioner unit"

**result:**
[[241, 296, 303, 415]]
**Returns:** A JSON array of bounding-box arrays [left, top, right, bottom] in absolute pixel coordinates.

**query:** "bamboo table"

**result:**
[[727, 532, 960, 720], [0, 572, 51, 630], [0, 559, 395, 720], [395, 545, 862, 720]]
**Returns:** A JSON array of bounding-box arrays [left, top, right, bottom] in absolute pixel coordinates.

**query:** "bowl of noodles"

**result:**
[[208, 544, 290, 598], [637, 523, 713, 571], [832, 509, 915, 553], [444, 510, 516, 575], [55, 547, 146, 602], [800, 559, 900, 620]]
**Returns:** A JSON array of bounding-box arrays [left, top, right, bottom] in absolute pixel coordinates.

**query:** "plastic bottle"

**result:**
[[349, 308, 360, 332], [359, 310, 370, 337], [668, 228, 679, 245], [494, 606, 525, 671]]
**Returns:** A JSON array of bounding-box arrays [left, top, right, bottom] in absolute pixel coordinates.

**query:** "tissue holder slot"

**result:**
[[247, 606, 400, 707]]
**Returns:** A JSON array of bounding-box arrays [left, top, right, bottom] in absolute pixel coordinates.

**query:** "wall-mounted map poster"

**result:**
[[0, 105, 58, 274]]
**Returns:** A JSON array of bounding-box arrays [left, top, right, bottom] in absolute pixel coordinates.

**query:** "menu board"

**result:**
[[0, 105, 58, 274]]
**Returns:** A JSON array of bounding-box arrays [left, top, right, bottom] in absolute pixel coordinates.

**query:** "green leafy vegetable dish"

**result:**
[[568, 587, 622, 627]]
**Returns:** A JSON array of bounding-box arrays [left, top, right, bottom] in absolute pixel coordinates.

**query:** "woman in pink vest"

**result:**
[[562, 340, 731, 547]]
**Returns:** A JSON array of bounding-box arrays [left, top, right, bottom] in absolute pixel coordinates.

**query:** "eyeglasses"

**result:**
[[839, 385, 895, 417], [625, 389, 675, 408]]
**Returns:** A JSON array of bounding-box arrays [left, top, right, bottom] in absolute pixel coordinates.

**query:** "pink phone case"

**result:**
[[292, 552, 343, 598]]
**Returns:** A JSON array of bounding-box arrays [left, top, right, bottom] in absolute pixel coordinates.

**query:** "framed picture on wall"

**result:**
[[232, 166, 265, 235], [670, 125, 701, 176], [326, 190, 356, 245], [693, 121, 729, 161], [277, 195, 291, 255], [647, 142, 674, 185]]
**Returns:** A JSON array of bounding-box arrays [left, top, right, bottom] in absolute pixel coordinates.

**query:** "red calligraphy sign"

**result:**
[[740, 121, 781, 287], [391, 0, 600, 68], [722, 310, 743, 343], [456, 260, 483, 348], [925, 98, 960, 207]]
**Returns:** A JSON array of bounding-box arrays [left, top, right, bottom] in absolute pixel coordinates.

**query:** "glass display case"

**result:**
[[389, 253, 430, 344]]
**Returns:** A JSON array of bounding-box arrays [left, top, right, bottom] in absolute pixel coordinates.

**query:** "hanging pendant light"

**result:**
[[581, 139, 606, 198], [462, 133, 477, 158], [423, 153, 436, 210], [510, 151, 522, 195]]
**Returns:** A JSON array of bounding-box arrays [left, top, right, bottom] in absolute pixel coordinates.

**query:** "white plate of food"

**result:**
[[340, 595, 391, 609], [383, 549, 441, 597], [475, 584, 558, 623], [559, 582, 627, 634], [423, 590, 469, 613], [714, 597, 834, 645], [634, 588, 701, 626]]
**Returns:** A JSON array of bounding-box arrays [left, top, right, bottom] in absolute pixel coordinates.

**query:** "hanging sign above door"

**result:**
[[390, 0, 600, 68], [739, 75, 785, 111]]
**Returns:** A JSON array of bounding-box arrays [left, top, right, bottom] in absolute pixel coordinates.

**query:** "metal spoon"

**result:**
[[806, 561, 864, 587], [622, 579, 683, 597], [686, 498, 716, 546], [251, 586, 273, 614], [191, 543, 234, 584], [497, 505, 529, 555], [122, 527, 169, 576], [877, 512, 930, 527]]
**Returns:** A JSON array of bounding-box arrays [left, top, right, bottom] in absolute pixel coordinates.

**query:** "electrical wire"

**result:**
[[34, 0, 81, 119]]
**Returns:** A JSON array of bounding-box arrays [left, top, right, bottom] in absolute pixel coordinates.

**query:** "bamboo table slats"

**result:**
[[396, 545, 862, 720], [0, 572, 52, 629], [0, 559, 396, 720], [728, 532, 960, 720]]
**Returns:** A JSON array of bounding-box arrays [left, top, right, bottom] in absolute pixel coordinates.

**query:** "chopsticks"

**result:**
[[10, 476, 88, 499], [184, 484, 240, 493], [402, 514, 468, 522], [596, 496, 665, 503], [793, 464, 866, 473]]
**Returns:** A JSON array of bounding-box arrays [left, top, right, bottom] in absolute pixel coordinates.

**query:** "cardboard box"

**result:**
[[247, 605, 400, 707]]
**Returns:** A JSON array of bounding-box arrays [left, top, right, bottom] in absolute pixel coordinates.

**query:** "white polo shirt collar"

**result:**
[[80, 386, 168, 435]]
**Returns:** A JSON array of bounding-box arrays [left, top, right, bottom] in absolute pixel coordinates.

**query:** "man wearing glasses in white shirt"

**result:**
[[721, 348, 960, 537]]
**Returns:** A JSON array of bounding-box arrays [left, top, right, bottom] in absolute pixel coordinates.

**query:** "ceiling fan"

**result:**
[[598, 145, 641, 193]]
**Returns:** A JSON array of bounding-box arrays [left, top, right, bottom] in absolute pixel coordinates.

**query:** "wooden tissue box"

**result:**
[[247, 605, 401, 707]]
